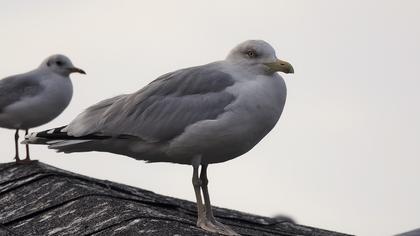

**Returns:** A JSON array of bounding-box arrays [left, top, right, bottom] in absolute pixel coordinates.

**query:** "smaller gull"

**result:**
[[25, 40, 293, 235], [0, 54, 85, 162]]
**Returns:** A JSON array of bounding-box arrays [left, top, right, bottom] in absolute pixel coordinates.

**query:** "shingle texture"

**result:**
[[0, 161, 352, 236], [397, 228, 420, 236]]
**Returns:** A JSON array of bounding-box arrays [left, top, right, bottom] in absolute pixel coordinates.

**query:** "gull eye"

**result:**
[[56, 60, 64, 66], [246, 50, 257, 58]]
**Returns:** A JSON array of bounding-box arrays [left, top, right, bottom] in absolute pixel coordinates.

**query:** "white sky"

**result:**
[[1, 1, 419, 235]]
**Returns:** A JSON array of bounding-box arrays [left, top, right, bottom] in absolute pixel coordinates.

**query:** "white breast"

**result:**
[[167, 73, 287, 164]]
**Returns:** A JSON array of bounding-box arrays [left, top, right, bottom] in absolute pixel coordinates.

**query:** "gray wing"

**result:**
[[0, 73, 44, 113], [67, 65, 236, 142]]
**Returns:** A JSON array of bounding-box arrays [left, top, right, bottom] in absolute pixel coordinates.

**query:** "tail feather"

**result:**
[[48, 140, 92, 149], [23, 126, 110, 152]]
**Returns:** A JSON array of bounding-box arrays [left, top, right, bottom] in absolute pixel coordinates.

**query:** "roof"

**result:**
[[0, 161, 352, 236], [397, 228, 420, 236]]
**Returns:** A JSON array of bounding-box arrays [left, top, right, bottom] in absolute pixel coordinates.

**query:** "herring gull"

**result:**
[[24, 40, 293, 235]]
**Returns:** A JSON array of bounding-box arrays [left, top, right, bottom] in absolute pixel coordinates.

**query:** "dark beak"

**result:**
[[69, 67, 86, 75]]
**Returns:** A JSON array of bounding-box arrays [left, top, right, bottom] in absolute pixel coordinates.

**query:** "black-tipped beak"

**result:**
[[69, 67, 86, 75], [264, 59, 294, 74]]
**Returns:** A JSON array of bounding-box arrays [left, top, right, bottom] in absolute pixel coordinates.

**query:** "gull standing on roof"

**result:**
[[0, 55, 85, 162], [25, 40, 293, 235]]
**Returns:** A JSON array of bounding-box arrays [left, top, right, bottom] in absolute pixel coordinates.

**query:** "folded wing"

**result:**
[[67, 65, 236, 142], [0, 74, 44, 113]]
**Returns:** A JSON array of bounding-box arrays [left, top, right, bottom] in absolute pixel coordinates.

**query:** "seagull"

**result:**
[[0, 54, 85, 163], [24, 40, 293, 235]]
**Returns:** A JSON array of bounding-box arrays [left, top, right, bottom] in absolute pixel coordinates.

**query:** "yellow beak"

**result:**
[[264, 59, 294, 74]]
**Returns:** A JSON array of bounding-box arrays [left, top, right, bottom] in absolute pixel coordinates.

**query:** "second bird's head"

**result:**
[[226, 40, 294, 76], [41, 54, 86, 77]]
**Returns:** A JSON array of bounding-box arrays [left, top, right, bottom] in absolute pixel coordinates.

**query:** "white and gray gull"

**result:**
[[0, 54, 85, 162], [24, 40, 293, 235]]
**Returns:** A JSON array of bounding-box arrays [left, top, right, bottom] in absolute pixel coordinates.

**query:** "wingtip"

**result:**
[[21, 132, 43, 144]]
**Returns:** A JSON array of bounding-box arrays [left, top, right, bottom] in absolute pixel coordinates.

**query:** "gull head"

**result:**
[[226, 40, 294, 75], [40, 54, 86, 77]]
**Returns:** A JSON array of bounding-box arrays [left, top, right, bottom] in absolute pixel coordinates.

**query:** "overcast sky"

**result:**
[[1, 1, 419, 235]]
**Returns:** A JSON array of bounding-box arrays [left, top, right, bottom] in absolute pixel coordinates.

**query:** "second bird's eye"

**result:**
[[56, 61, 64, 66], [246, 50, 257, 58]]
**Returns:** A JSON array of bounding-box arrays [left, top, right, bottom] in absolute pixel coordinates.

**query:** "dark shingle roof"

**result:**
[[0, 161, 352, 236], [397, 228, 420, 236]]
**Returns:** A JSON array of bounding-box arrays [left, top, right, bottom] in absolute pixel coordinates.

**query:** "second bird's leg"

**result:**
[[191, 157, 206, 226], [200, 164, 239, 236], [192, 157, 227, 234], [24, 129, 30, 161], [14, 129, 20, 161], [191, 157, 240, 236], [200, 164, 215, 221]]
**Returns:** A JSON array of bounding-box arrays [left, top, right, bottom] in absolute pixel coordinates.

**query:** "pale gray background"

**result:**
[[1, 1, 419, 235]]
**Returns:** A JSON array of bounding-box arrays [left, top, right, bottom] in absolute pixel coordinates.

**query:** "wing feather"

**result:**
[[67, 65, 236, 142], [0, 73, 44, 112]]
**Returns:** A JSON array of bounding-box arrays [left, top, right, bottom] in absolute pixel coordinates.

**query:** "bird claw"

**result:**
[[197, 217, 240, 236]]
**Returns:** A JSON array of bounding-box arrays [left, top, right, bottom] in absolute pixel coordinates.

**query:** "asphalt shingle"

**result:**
[[0, 161, 352, 236]]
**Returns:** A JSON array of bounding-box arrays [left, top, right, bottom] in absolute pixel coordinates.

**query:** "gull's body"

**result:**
[[53, 62, 287, 165], [0, 55, 85, 162], [25, 40, 293, 235], [0, 69, 73, 129]]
